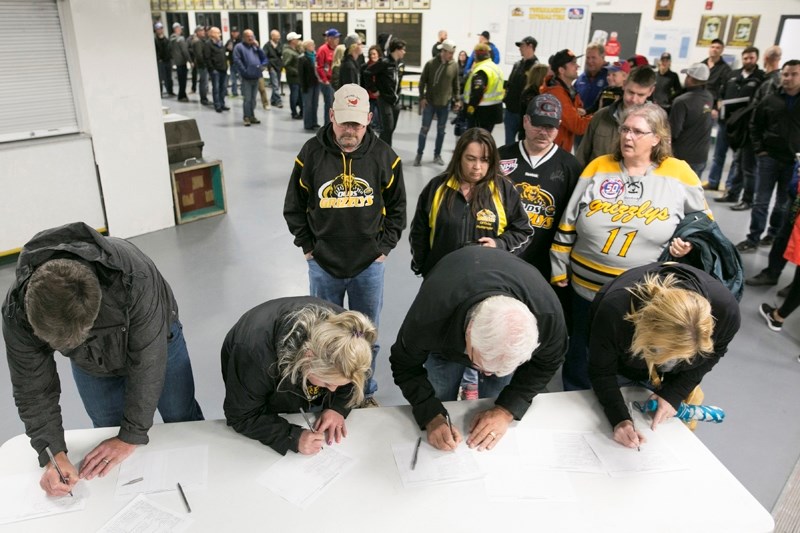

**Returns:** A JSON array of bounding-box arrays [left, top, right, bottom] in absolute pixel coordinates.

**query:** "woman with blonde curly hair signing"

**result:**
[[221, 297, 376, 455], [588, 262, 740, 448]]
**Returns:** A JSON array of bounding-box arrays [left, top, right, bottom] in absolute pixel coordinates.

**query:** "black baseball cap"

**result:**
[[549, 49, 582, 71], [515, 36, 538, 48]]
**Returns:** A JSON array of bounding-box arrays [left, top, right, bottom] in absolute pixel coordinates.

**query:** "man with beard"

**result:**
[[284, 84, 407, 408]]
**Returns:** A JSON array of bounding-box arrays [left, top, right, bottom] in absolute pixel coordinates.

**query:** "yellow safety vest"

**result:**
[[464, 59, 504, 106]]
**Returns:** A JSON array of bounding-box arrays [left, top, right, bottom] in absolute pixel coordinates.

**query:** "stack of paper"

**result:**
[[0, 472, 86, 525], [391, 441, 484, 488]]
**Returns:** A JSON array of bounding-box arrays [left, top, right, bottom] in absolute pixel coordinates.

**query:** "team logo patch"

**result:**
[[476, 209, 497, 224], [500, 158, 518, 175], [516, 183, 557, 229], [625, 180, 644, 200], [599, 177, 624, 199]]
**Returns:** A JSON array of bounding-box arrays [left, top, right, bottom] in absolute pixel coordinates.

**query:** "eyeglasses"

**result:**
[[618, 126, 653, 139], [530, 124, 558, 132], [334, 120, 366, 131]]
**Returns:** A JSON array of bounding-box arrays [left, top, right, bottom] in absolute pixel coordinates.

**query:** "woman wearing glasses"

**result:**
[[550, 102, 711, 391]]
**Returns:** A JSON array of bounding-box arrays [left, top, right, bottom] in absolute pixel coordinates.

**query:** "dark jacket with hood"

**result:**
[[588, 262, 740, 429], [409, 173, 533, 277], [390, 246, 567, 429], [221, 297, 356, 455], [284, 124, 407, 278], [339, 54, 362, 87], [2, 223, 180, 466]]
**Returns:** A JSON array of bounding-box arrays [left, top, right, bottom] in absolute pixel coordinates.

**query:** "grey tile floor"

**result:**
[[1, 94, 798, 513]]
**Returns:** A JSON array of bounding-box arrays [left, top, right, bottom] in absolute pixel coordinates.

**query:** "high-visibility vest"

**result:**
[[464, 59, 504, 106]]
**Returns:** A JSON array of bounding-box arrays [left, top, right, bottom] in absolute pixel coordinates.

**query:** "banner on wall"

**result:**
[[506, 5, 589, 65]]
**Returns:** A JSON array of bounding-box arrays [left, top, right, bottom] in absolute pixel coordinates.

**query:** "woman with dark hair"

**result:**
[[409, 127, 533, 278], [551, 103, 710, 392], [221, 297, 376, 455], [362, 45, 383, 133], [517, 64, 549, 140]]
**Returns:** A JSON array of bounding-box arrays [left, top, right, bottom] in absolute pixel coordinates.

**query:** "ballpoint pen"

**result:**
[[299, 408, 316, 432], [411, 437, 422, 470], [445, 412, 455, 441], [177, 482, 192, 513], [628, 403, 641, 452], [45, 446, 74, 497]]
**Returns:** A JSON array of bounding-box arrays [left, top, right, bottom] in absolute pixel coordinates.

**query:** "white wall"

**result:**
[[65, 0, 175, 239]]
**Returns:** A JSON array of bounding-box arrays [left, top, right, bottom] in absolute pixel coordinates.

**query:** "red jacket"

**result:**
[[783, 177, 800, 265], [316, 43, 335, 84], [540, 74, 592, 153]]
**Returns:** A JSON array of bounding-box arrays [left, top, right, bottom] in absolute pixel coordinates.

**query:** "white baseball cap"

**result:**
[[286, 31, 302, 41], [332, 84, 370, 125]]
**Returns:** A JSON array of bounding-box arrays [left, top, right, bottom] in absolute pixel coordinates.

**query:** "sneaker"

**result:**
[[243, 117, 251, 127], [413, 154, 422, 166], [433, 155, 446, 166], [759, 235, 775, 247], [735, 240, 758, 253], [730, 201, 751, 211], [461, 384, 478, 401], [359, 397, 381, 408], [778, 284, 791, 298], [714, 194, 738, 203], [759, 303, 783, 332], [222, 106, 230, 111], [275, 103, 284, 108], [250, 117, 261, 124], [746, 271, 779, 286], [177, 97, 189, 102], [701, 182, 719, 191], [263, 103, 271, 110]]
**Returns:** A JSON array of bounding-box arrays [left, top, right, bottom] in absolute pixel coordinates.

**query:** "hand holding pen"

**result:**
[[42, 446, 78, 497], [425, 412, 462, 451], [298, 408, 325, 455]]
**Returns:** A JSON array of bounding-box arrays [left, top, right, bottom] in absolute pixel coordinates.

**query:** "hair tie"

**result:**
[[352, 330, 363, 338]]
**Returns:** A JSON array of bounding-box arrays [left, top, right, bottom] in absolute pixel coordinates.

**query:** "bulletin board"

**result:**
[[505, 5, 590, 66]]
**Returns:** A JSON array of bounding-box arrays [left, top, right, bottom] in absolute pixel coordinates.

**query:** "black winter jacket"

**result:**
[[2, 223, 180, 466], [221, 297, 356, 455], [750, 87, 800, 163]]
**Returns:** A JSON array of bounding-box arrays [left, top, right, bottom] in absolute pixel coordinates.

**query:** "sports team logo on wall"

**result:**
[[318, 173, 375, 208], [599, 177, 624, 199], [500, 158, 518, 175], [516, 183, 557, 229]]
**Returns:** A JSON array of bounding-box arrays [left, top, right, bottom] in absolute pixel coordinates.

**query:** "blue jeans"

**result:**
[[747, 155, 793, 243], [689, 161, 707, 179], [369, 99, 382, 133], [308, 258, 385, 397], [268, 67, 283, 105], [158, 61, 173, 94], [504, 110, 522, 146], [417, 104, 449, 157], [425, 353, 514, 401], [229, 64, 240, 95], [320, 83, 334, 125], [211, 70, 227, 110], [197, 67, 209, 103], [302, 85, 320, 129], [288, 83, 302, 117], [726, 146, 756, 203], [706, 121, 732, 186], [563, 288, 593, 391], [241, 78, 258, 120], [70, 320, 204, 427]]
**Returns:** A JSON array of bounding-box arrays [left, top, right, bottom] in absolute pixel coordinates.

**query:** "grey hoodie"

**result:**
[[2, 222, 179, 466]]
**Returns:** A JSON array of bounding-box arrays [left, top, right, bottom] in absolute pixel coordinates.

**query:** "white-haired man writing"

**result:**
[[390, 246, 567, 451]]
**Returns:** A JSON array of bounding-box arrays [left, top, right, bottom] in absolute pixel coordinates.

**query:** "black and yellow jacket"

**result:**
[[284, 124, 407, 278], [409, 173, 533, 277]]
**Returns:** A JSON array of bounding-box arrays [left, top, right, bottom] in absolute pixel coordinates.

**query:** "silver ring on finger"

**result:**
[[489, 431, 497, 439], [102, 459, 110, 464]]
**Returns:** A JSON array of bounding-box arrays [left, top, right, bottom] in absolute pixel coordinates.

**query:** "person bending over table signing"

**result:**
[[2, 223, 204, 497], [221, 297, 375, 455], [588, 262, 740, 449], [390, 246, 567, 452]]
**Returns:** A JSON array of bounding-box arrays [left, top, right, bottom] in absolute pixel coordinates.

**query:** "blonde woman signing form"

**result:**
[[221, 297, 375, 455], [550, 103, 711, 391], [588, 263, 740, 448]]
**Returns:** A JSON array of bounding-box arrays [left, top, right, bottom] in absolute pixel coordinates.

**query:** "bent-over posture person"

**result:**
[[221, 297, 375, 455], [390, 246, 567, 452], [588, 262, 740, 448], [2, 223, 204, 496]]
